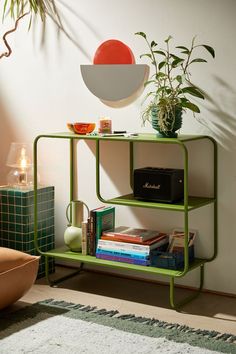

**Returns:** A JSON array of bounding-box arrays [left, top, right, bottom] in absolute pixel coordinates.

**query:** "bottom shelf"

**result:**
[[43, 247, 208, 277]]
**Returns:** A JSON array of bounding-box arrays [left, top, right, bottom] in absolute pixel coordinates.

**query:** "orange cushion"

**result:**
[[0, 247, 40, 310]]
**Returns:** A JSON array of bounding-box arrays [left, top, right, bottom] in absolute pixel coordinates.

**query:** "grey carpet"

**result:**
[[0, 299, 235, 354]]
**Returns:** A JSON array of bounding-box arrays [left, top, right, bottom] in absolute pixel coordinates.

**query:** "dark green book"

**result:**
[[89, 206, 105, 255], [95, 206, 115, 250]]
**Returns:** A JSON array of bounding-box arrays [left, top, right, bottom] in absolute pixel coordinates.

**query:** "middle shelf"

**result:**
[[99, 193, 215, 212]]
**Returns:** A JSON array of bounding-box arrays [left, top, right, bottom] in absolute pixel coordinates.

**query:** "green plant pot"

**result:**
[[151, 107, 183, 138]]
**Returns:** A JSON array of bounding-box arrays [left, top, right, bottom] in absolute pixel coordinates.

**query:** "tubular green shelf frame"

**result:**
[[33, 133, 217, 309]]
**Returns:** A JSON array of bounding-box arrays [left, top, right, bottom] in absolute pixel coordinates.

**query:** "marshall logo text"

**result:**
[[142, 182, 161, 190]]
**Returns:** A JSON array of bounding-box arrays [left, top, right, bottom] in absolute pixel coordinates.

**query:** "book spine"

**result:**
[[96, 252, 150, 266], [101, 232, 143, 242], [86, 217, 91, 255], [101, 234, 168, 246], [149, 238, 169, 250], [95, 206, 115, 251], [89, 211, 96, 256], [96, 248, 149, 259], [81, 221, 87, 255], [97, 239, 149, 253]]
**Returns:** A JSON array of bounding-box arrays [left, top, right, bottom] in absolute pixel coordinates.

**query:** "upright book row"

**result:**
[[81, 206, 115, 256]]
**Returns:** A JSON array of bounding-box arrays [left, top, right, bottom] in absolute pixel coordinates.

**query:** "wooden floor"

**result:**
[[19, 265, 236, 335]]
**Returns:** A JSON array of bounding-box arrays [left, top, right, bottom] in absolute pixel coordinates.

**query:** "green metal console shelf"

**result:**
[[33, 133, 217, 309]]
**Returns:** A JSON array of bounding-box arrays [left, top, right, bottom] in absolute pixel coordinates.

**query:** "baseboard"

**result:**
[[55, 261, 236, 299]]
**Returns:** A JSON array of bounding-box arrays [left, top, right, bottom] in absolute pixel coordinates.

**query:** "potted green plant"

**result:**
[[135, 32, 215, 138]]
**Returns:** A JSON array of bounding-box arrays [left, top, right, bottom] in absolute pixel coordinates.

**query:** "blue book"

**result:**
[[96, 248, 149, 260], [96, 252, 150, 266]]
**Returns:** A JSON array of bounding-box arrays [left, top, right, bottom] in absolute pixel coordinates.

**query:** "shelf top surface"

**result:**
[[43, 247, 207, 277], [35, 132, 214, 144], [107, 194, 215, 211]]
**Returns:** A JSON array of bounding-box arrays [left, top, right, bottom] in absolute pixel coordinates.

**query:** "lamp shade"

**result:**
[[6, 143, 32, 169]]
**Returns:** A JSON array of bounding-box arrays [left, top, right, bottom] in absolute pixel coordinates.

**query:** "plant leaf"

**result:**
[[190, 58, 207, 64], [135, 31, 146, 39], [142, 91, 155, 103], [176, 75, 184, 84], [153, 50, 166, 56], [170, 54, 182, 60], [180, 100, 200, 113], [156, 72, 167, 79], [151, 40, 157, 48], [3, 0, 8, 20], [158, 61, 166, 70], [140, 53, 152, 59], [176, 46, 190, 54], [201, 45, 215, 58], [172, 58, 184, 67], [165, 35, 172, 43], [144, 80, 156, 87], [156, 86, 171, 94], [181, 86, 205, 99]]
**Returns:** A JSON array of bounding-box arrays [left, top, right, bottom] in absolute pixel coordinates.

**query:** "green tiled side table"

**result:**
[[0, 186, 55, 278]]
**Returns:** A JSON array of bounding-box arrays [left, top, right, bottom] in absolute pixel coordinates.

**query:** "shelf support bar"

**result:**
[[177, 142, 190, 275], [169, 264, 204, 309], [183, 142, 189, 273], [70, 138, 75, 202], [96, 139, 107, 203], [45, 259, 84, 287], [33, 136, 40, 255], [129, 141, 134, 190], [208, 137, 218, 261]]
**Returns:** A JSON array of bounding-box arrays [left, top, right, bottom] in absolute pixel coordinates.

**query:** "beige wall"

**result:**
[[0, 0, 235, 294]]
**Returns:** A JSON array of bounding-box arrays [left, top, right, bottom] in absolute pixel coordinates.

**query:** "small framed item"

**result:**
[[168, 228, 197, 252]]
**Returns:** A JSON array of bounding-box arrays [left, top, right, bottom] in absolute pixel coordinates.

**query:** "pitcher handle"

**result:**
[[66, 200, 90, 225]]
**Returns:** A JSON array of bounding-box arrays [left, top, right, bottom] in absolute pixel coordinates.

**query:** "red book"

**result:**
[[102, 226, 167, 244]]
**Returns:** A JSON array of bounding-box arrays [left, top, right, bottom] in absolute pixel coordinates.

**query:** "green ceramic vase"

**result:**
[[151, 106, 183, 138]]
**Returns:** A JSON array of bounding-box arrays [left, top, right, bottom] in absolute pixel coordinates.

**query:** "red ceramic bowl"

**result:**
[[67, 122, 96, 134]]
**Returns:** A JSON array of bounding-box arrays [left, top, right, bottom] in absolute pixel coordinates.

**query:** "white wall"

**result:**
[[0, 0, 235, 294]]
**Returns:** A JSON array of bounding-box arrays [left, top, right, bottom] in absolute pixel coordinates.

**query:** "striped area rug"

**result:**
[[0, 299, 235, 353]]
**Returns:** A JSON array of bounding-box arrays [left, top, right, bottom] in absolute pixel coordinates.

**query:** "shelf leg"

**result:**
[[169, 264, 204, 310], [129, 141, 134, 190], [44, 260, 84, 287]]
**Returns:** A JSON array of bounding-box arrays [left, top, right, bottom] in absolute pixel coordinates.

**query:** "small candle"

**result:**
[[99, 117, 112, 134]]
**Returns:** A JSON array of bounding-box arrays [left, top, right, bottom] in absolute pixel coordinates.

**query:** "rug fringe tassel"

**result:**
[[38, 299, 236, 344]]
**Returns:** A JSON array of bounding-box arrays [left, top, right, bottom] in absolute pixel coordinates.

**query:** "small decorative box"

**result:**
[[150, 244, 194, 270]]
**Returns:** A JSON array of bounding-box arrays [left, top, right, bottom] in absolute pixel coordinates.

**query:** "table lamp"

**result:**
[[6, 143, 33, 189]]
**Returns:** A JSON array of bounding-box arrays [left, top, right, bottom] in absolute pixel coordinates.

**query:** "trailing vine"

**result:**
[[0, 0, 89, 60]]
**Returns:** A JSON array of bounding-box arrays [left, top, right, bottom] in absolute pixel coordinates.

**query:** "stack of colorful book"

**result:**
[[96, 226, 169, 266]]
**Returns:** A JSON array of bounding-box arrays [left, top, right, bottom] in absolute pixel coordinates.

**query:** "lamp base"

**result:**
[[7, 168, 32, 189]]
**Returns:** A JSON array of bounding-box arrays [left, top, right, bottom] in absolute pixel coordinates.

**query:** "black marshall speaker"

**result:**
[[133, 167, 184, 203]]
